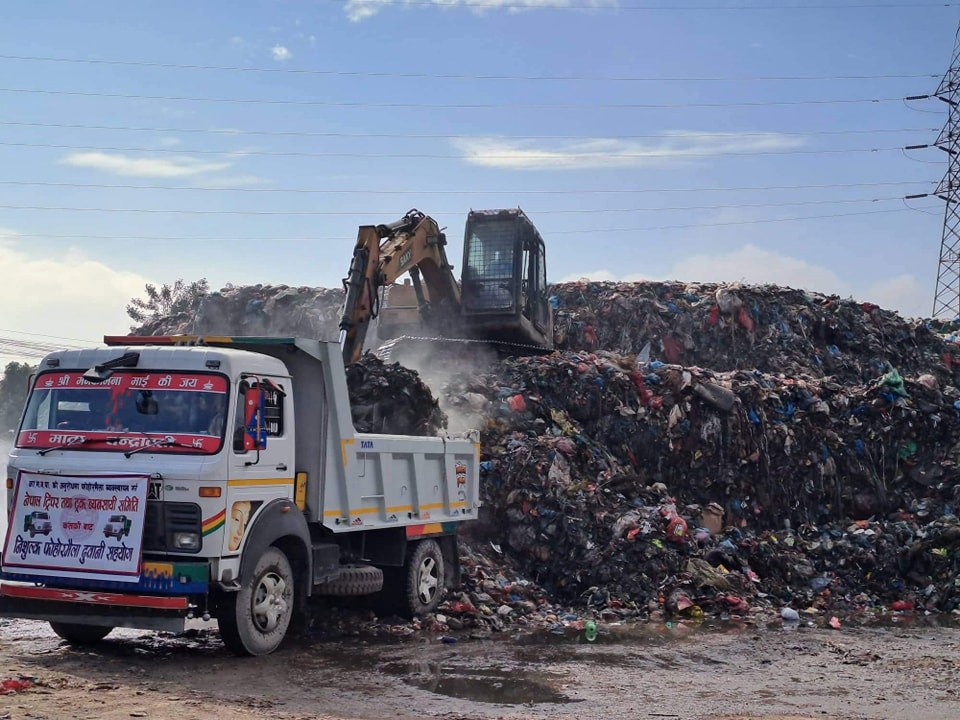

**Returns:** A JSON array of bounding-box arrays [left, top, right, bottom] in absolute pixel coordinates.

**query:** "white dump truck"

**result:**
[[0, 335, 479, 655]]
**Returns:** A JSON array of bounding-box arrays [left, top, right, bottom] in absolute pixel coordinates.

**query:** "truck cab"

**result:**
[[1, 336, 479, 656]]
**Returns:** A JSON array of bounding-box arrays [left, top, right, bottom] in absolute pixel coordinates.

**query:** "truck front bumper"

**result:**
[[0, 582, 191, 632]]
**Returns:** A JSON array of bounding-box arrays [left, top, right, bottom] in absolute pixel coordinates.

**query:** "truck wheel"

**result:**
[[316, 564, 383, 596], [404, 539, 444, 617], [50, 622, 113, 644], [218, 546, 294, 656]]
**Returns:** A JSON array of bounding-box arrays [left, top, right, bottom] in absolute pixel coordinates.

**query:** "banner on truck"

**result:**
[[2, 472, 148, 583]]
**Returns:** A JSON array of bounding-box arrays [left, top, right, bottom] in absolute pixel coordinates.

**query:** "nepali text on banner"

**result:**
[[2, 472, 149, 583]]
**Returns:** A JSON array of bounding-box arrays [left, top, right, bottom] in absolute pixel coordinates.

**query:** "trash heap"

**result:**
[[345, 354, 446, 436], [141, 280, 960, 624], [440, 348, 960, 621], [551, 281, 960, 385], [134, 284, 345, 339]]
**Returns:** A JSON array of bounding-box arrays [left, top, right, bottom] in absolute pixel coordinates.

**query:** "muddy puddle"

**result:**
[[3, 615, 960, 719]]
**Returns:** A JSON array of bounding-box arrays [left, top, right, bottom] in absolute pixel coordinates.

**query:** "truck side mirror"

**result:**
[[243, 384, 268, 451]]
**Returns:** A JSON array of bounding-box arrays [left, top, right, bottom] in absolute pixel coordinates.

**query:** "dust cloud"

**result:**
[[387, 340, 498, 436]]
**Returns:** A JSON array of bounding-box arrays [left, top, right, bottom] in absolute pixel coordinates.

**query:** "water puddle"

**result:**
[[380, 661, 579, 704]]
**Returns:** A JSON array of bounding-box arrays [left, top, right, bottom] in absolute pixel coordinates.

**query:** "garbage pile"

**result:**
[[441, 349, 960, 620], [134, 284, 345, 339], [140, 280, 960, 624], [551, 281, 960, 385], [346, 354, 446, 436]]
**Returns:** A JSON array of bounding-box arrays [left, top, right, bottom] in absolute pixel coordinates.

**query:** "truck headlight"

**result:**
[[172, 532, 200, 550]]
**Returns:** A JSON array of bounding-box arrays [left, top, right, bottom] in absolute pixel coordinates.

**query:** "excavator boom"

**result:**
[[338, 210, 460, 365]]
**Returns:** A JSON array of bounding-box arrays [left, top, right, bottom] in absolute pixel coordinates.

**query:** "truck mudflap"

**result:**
[[0, 582, 191, 632]]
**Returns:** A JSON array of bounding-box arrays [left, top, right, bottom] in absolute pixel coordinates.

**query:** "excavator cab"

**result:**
[[460, 208, 553, 349]]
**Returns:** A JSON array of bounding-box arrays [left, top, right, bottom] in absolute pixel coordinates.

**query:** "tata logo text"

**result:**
[[360, 440, 374, 450]]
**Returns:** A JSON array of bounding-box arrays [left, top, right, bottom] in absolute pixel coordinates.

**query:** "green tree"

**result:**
[[0, 361, 34, 433], [126, 278, 210, 329]]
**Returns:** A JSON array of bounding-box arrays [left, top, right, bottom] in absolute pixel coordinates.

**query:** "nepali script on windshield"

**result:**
[[16, 371, 229, 454]]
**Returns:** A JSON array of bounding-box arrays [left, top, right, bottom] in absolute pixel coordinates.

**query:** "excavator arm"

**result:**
[[338, 209, 462, 365]]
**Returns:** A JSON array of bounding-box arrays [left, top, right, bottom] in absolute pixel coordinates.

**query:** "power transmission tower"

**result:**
[[932, 24, 960, 319]]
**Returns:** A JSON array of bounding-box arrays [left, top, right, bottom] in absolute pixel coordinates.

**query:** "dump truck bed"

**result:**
[[103, 335, 481, 532]]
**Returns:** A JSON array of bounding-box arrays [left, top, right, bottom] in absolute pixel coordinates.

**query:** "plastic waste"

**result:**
[[0, 678, 32, 694], [780, 607, 800, 622]]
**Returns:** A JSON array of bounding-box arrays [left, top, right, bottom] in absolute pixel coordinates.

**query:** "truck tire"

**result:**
[[403, 539, 444, 617], [50, 622, 113, 645], [315, 564, 383, 596], [218, 546, 295, 656]]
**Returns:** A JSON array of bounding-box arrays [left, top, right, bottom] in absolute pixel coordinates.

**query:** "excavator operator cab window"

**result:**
[[463, 218, 518, 313]]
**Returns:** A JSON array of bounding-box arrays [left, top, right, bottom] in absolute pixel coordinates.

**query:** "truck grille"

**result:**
[[143, 502, 202, 552]]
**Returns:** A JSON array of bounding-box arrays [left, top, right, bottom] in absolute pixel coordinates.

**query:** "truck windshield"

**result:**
[[16, 370, 229, 454]]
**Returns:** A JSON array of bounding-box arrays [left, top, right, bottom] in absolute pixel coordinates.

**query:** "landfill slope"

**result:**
[[552, 280, 959, 383], [134, 284, 345, 340], [141, 280, 960, 625]]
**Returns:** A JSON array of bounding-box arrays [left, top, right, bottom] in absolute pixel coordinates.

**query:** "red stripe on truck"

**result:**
[[0, 583, 189, 610]]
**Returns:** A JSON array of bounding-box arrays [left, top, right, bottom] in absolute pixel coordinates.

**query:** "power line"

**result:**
[[0, 197, 910, 217], [8, 207, 936, 246], [545, 207, 923, 234], [0, 140, 904, 160], [5, 207, 932, 240], [326, 0, 956, 10], [0, 120, 937, 141], [0, 179, 933, 196], [0, 53, 938, 82], [0, 338, 86, 356], [0, 327, 101, 344], [0, 86, 907, 110]]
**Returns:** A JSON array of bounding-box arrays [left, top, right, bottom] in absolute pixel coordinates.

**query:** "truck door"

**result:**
[[225, 375, 295, 554]]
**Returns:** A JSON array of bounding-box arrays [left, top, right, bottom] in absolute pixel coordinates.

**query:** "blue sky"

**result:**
[[0, 0, 956, 363]]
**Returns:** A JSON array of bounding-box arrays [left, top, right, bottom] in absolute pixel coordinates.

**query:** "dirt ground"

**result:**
[[2, 615, 960, 720]]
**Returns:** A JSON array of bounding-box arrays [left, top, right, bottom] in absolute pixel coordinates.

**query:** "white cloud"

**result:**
[[669, 244, 846, 295], [159, 105, 193, 119], [61, 152, 231, 178], [0, 229, 154, 360], [561, 269, 650, 283], [564, 244, 931, 319], [865, 274, 930, 319], [158, 137, 181, 147], [192, 175, 270, 189], [271, 45, 292, 62], [343, 0, 616, 22], [452, 131, 804, 171]]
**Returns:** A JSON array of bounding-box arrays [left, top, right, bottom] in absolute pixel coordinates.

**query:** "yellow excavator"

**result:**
[[338, 208, 553, 366]]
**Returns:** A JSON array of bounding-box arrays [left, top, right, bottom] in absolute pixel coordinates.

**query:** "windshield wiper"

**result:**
[[37, 436, 124, 456], [124, 439, 200, 458]]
